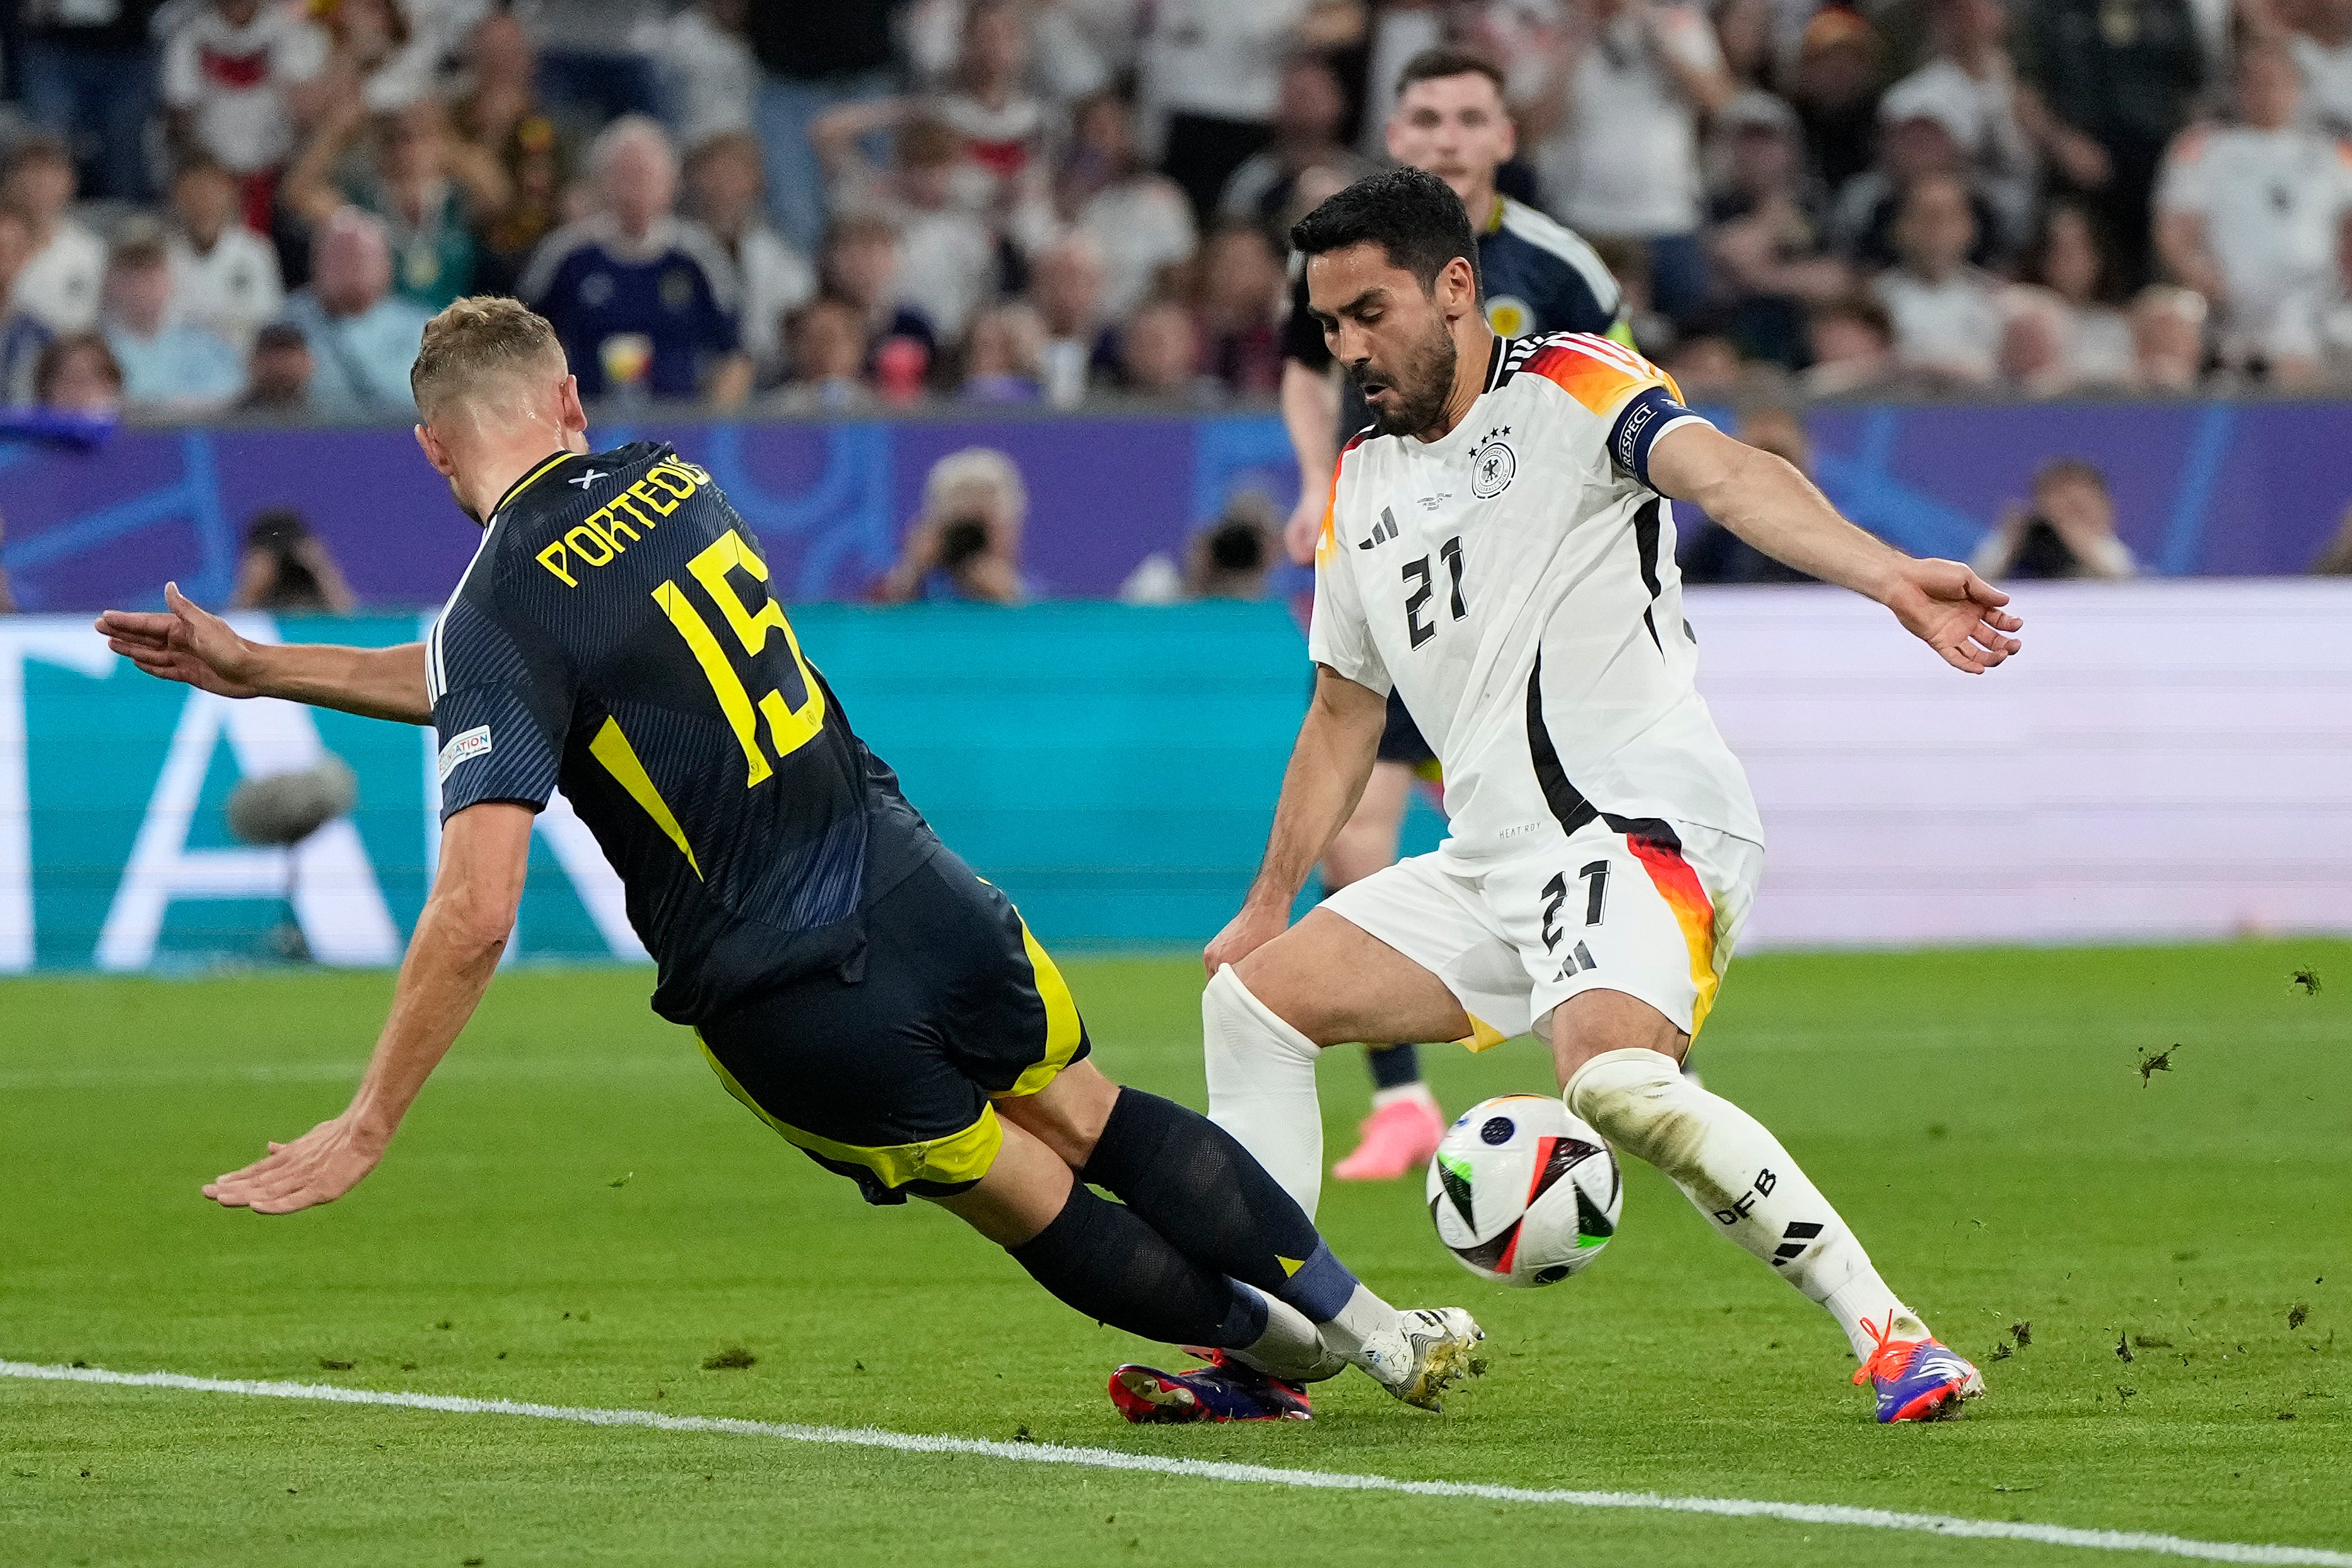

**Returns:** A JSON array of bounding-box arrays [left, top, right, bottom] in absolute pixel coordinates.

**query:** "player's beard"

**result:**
[[1354, 317, 1458, 440]]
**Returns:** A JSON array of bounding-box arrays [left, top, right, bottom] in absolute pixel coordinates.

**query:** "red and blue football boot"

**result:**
[[1108, 1360, 1313, 1424], [1853, 1313, 1984, 1423]]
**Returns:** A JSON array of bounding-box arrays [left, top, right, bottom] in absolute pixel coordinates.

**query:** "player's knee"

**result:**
[[1543, 988, 1687, 1086], [1224, 951, 1347, 1048], [1205, 961, 1331, 1057], [1562, 1046, 1693, 1164], [930, 1120, 1073, 1248], [994, 1058, 1120, 1167]]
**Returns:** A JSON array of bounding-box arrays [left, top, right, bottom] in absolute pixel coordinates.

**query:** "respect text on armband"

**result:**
[[535, 460, 711, 587]]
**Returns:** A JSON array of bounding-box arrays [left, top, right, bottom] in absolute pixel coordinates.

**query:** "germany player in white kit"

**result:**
[[1203, 170, 2023, 1422]]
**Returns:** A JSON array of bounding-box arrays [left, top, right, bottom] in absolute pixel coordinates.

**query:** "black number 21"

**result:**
[[1578, 860, 1610, 925], [1543, 860, 1611, 954], [1403, 535, 1467, 649]]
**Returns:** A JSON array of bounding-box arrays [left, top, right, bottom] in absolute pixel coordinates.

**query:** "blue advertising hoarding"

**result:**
[[1, 400, 2344, 616], [1, 601, 1394, 974]]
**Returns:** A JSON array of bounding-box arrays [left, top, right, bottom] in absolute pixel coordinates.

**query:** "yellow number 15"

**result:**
[[653, 530, 826, 787]]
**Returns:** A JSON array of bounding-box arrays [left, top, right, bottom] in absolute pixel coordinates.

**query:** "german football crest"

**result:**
[[1470, 426, 1516, 499]]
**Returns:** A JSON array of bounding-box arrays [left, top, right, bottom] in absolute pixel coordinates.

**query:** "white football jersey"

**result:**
[[2155, 124, 2352, 351], [1309, 332, 1764, 867]]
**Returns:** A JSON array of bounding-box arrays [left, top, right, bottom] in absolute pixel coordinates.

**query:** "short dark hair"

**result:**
[[254, 322, 309, 355], [2033, 457, 2108, 496], [1288, 167, 1478, 295], [1394, 45, 1507, 99], [246, 508, 312, 553], [1811, 295, 1894, 343], [172, 155, 234, 187], [110, 214, 171, 269], [3, 134, 71, 180], [34, 331, 121, 402]]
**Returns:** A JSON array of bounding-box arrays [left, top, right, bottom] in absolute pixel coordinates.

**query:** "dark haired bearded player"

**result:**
[[96, 295, 1485, 1426], [1199, 168, 2020, 1422], [1280, 49, 1635, 1182]]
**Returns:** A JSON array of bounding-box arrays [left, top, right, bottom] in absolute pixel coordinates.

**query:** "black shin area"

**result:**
[[1079, 1089, 1359, 1323], [1008, 1182, 1268, 1349], [1366, 1043, 1422, 1091]]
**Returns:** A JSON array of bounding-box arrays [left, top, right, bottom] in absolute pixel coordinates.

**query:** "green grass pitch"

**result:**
[[2, 939, 2346, 1567]]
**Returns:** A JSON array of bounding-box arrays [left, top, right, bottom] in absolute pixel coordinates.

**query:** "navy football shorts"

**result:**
[[695, 848, 1091, 1205]]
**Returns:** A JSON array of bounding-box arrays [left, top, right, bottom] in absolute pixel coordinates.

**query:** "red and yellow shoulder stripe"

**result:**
[[1316, 426, 1376, 562], [1516, 332, 1685, 416]]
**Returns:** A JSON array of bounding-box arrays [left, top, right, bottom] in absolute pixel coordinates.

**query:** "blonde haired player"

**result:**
[[1204, 170, 2021, 1421], [97, 295, 1485, 1424]]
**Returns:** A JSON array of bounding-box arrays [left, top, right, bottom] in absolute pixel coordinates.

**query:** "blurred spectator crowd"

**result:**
[[6, 0, 2352, 425]]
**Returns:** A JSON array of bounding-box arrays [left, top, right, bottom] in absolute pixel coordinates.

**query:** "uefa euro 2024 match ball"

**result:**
[[1426, 1094, 1622, 1287]]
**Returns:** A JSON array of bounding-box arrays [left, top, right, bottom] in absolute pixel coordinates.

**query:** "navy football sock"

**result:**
[[1080, 1089, 1360, 1324], [1366, 1043, 1422, 1091], [1009, 1181, 1267, 1349]]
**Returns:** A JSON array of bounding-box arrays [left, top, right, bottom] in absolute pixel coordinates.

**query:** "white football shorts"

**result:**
[[1320, 816, 1763, 1046]]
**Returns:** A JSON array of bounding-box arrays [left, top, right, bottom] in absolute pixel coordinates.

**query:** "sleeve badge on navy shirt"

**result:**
[[438, 725, 494, 781]]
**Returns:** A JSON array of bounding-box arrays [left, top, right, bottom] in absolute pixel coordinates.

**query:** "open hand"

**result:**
[[203, 1114, 386, 1215], [1880, 559, 2023, 674], [94, 582, 263, 698], [1205, 899, 1291, 977]]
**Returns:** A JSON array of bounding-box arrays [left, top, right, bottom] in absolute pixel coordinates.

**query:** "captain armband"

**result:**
[[1608, 386, 1711, 489]]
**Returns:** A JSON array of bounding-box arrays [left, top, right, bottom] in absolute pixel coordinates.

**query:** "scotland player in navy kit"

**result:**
[[1278, 48, 1631, 1182], [96, 297, 1484, 1422], [519, 117, 752, 408]]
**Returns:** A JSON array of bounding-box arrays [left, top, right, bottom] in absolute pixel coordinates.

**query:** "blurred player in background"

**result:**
[[97, 297, 1484, 1425], [1210, 170, 2020, 1422], [1280, 48, 1632, 1182]]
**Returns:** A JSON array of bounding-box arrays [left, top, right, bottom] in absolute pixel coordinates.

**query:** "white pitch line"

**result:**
[[5, 1360, 2346, 1567]]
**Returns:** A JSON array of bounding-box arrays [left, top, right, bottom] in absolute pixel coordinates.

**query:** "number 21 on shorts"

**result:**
[[1541, 860, 1611, 954]]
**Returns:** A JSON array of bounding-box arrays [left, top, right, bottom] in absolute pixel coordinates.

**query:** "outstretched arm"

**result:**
[[1647, 423, 2023, 674], [96, 582, 433, 723], [1203, 667, 1388, 974], [203, 803, 533, 1214], [1280, 361, 1341, 565]]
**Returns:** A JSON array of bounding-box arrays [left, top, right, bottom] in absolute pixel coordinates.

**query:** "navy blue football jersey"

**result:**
[[518, 217, 740, 400], [1287, 194, 1627, 442], [427, 442, 937, 1023]]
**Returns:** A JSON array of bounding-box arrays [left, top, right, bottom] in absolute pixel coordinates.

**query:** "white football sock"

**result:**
[[1203, 964, 1325, 1217], [1309, 1282, 1415, 1389], [1823, 1272, 1928, 1362], [1564, 1047, 1929, 1361], [1231, 1285, 1350, 1383]]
